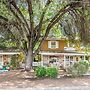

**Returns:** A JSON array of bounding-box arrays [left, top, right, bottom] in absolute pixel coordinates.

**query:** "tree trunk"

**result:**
[[25, 40, 33, 71]]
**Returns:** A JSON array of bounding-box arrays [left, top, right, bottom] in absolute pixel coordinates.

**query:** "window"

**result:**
[[48, 41, 59, 49]]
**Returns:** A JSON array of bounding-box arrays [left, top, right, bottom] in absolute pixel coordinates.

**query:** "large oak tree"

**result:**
[[0, 0, 89, 70]]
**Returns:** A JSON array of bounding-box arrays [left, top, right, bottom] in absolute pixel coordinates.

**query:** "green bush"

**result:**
[[46, 67, 58, 78], [67, 60, 90, 77], [35, 66, 46, 77]]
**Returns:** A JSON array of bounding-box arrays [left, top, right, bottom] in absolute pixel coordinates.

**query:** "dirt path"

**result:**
[[0, 70, 90, 89]]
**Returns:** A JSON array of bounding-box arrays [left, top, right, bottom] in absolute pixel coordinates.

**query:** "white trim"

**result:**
[[0, 52, 20, 55], [56, 41, 59, 48], [48, 41, 51, 48]]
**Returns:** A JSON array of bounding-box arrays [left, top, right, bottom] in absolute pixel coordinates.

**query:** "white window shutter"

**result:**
[[56, 41, 59, 48], [48, 41, 51, 48]]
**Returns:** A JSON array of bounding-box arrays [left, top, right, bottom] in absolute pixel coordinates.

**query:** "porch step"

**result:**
[[58, 69, 66, 75]]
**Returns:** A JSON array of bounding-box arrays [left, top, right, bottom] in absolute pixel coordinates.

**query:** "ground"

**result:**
[[0, 70, 90, 90]]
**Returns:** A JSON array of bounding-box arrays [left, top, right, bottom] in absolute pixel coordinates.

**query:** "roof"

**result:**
[[46, 37, 68, 40], [39, 52, 90, 56]]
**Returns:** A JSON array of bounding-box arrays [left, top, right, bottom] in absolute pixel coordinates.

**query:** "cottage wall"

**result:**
[[40, 40, 67, 52]]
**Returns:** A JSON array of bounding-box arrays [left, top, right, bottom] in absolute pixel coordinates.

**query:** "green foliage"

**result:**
[[18, 52, 25, 62], [67, 60, 90, 77], [79, 60, 90, 70], [10, 55, 20, 70], [35, 66, 46, 78], [46, 67, 58, 78], [35, 66, 58, 78]]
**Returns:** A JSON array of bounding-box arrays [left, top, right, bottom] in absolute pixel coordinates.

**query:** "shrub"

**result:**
[[68, 66, 78, 77], [79, 60, 90, 70], [46, 67, 58, 78], [10, 55, 20, 70], [35, 66, 46, 77], [67, 60, 90, 77]]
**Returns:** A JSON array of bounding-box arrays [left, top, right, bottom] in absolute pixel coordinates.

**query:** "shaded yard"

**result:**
[[0, 70, 90, 89]]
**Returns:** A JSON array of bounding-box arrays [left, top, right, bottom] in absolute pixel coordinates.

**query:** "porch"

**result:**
[[39, 52, 90, 68], [0, 52, 20, 69]]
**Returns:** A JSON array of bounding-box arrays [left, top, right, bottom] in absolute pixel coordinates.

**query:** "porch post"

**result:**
[[64, 55, 66, 68], [41, 55, 43, 61], [88, 56, 90, 62], [69, 56, 70, 67], [84, 55, 85, 60]]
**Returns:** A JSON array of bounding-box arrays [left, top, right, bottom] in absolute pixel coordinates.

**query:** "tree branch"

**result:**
[[8, 0, 30, 33], [26, 0, 34, 35], [37, 0, 52, 33], [6, 4, 29, 34], [0, 15, 8, 21], [33, 0, 52, 47], [34, 1, 82, 56]]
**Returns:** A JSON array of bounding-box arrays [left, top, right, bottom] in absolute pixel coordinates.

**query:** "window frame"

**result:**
[[48, 41, 59, 49]]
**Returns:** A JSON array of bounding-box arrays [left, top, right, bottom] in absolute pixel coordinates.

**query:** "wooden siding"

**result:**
[[40, 40, 67, 52]]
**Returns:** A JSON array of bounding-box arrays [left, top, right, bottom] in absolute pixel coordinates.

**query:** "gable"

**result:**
[[40, 39, 67, 52]]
